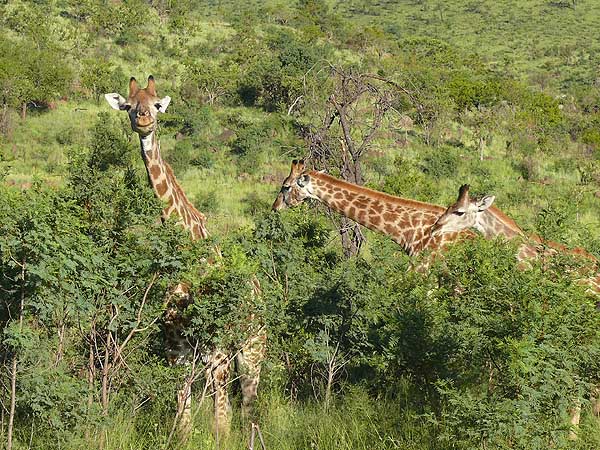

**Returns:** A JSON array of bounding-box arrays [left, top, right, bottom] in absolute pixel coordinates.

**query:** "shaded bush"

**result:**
[[419, 147, 460, 179]]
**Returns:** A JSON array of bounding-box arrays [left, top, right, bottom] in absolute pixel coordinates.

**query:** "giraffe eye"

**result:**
[[454, 211, 465, 216]]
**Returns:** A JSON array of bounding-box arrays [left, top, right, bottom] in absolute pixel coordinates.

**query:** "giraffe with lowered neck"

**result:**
[[105, 76, 265, 437], [431, 184, 600, 292], [272, 159, 475, 257]]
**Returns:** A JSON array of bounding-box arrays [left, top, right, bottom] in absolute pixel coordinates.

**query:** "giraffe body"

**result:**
[[105, 76, 264, 437]]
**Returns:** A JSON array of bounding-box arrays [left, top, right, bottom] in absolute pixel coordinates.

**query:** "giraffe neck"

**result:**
[[139, 132, 209, 241], [478, 207, 525, 239], [308, 172, 463, 255], [480, 207, 600, 275]]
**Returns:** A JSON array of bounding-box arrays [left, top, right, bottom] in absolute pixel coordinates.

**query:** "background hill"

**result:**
[[1, 1, 599, 449]]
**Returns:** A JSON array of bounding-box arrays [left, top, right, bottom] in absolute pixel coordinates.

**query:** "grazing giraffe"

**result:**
[[105, 76, 265, 437], [272, 159, 474, 257], [431, 183, 600, 438], [431, 184, 600, 292]]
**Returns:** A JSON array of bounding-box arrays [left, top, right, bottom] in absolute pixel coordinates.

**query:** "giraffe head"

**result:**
[[431, 184, 495, 236], [272, 159, 313, 211], [104, 75, 171, 136]]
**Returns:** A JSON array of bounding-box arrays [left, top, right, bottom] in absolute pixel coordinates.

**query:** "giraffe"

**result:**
[[272, 159, 475, 257], [431, 184, 600, 291], [431, 183, 600, 438], [105, 76, 265, 437]]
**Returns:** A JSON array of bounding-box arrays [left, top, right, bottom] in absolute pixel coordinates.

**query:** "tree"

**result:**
[[81, 59, 124, 105], [305, 66, 397, 257], [0, 37, 73, 119]]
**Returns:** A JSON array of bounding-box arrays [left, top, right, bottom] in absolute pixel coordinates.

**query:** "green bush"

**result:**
[[88, 112, 134, 171], [419, 147, 460, 180]]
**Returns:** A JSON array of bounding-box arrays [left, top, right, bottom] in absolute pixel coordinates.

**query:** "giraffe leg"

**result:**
[[210, 350, 232, 437], [237, 328, 267, 422]]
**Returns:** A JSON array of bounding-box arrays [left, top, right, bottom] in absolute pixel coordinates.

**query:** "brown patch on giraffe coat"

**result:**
[[347, 206, 356, 218], [383, 211, 398, 222], [155, 180, 169, 197], [310, 172, 446, 214], [384, 223, 398, 235], [414, 229, 423, 241], [370, 215, 381, 226], [192, 224, 201, 239], [354, 199, 370, 210], [149, 164, 162, 179], [371, 202, 384, 214]]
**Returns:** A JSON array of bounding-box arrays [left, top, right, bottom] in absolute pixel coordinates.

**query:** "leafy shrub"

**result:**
[[194, 190, 219, 214], [382, 158, 439, 201], [166, 138, 193, 176], [55, 126, 77, 146], [242, 191, 271, 217], [534, 204, 575, 242], [446, 73, 503, 110], [88, 112, 134, 170], [190, 147, 216, 169], [419, 147, 459, 179]]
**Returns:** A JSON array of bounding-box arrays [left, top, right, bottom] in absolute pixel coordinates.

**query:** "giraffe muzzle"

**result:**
[[271, 192, 286, 211], [136, 116, 155, 128]]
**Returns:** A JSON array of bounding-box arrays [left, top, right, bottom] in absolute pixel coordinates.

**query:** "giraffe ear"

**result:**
[[477, 195, 495, 211], [297, 174, 310, 187], [104, 93, 128, 111], [155, 96, 171, 113]]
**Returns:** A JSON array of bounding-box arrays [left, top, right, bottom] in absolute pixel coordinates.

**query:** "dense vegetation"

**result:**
[[1, 0, 599, 449]]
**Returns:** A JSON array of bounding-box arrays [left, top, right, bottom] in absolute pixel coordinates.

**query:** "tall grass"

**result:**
[[9, 384, 443, 450]]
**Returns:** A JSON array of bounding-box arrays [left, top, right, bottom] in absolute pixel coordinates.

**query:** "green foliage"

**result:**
[[1, 0, 600, 447], [419, 147, 460, 179], [446, 72, 503, 110], [535, 204, 576, 242], [88, 112, 135, 170], [80, 58, 125, 104], [422, 238, 600, 448], [0, 35, 73, 112]]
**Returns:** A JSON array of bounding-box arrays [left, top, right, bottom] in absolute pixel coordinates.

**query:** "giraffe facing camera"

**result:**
[[105, 76, 265, 439]]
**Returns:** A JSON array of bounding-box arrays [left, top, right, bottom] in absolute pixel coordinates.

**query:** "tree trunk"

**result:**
[[85, 328, 96, 441], [339, 150, 365, 257], [7, 259, 25, 450], [7, 356, 18, 450], [101, 332, 111, 417], [479, 135, 485, 161], [339, 218, 364, 258], [568, 399, 581, 440], [55, 321, 66, 366], [21, 103, 27, 120], [87, 328, 96, 414]]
